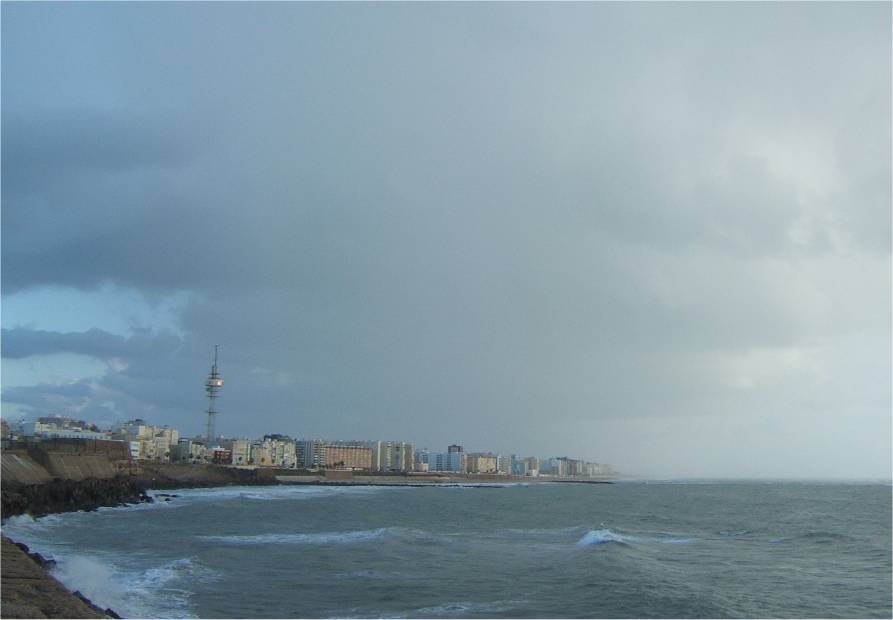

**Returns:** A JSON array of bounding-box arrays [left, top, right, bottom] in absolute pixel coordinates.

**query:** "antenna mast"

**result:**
[[205, 345, 224, 445]]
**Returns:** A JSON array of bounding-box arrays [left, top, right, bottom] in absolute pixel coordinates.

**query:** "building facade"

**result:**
[[324, 444, 373, 470], [466, 453, 498, 474], [230, 439, 252, 466], [424, 451, 464, 472]]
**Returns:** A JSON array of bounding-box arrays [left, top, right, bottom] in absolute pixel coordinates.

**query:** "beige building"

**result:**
[[466, 453, 498, 474], [230, 439, 252, 466], [324, 445, 373, 470], [116, 420, 180, 463]]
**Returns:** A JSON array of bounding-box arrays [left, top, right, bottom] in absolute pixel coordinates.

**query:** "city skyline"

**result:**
[[9, 413, 613, 479], [7, 412, 612, 471], [2, 2, 891, 480]]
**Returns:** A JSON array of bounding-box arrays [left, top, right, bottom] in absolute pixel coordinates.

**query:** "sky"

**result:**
[[2, 2, 890, 479]]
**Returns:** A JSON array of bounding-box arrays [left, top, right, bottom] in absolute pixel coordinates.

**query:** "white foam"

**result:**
[[659, 537, 697, 544], [397, 600, 528, 618], [576, 528, 628, 547], [145, 483, 408, 505], [1, 513, 78, 551], [575, 528, 698, 547], [47, 553, 214, 619], [500, 525, 589, 537], [200, 527, 394, 545], [437, 482, 530, 488]]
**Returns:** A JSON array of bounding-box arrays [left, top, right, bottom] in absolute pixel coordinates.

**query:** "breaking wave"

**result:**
[[199, 527, 434, 546], [500, 525, 589, 537], [394, 600, 529, 618], [146, 484, 401, 504], [575, 528, 697, 547], [576, 528, 629, 546], [47, 553, 216, 619]]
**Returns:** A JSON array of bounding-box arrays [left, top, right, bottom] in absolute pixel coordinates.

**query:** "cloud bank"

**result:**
[[2, 2, 890, 478]]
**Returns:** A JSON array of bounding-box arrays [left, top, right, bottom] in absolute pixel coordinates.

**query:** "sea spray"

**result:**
[[575, 528, 628, 547]]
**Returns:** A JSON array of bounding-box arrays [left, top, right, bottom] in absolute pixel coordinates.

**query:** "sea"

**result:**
[[2, 481, 891, 619]]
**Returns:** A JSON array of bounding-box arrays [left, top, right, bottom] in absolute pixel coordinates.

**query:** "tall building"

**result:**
[[425, 451, 464, 472], [496, 454, 512, 475], [298, 439, 326, 469], [520, 456, 540, 476], [324, 444, 373, 470], [390, 442, 414, 472], [252, 437, 297, 468], [466, 453, 498, 474], [230, 439, 252, 466], [366, 440, 415, 472]]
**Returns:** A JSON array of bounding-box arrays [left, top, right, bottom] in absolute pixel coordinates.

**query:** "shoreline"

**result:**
[[0, 535, 118, 619], [0, 467, 612, 618]]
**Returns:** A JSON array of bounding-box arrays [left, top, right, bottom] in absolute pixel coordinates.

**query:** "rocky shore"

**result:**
[[0, 463, 282, 520], [0, 455, 287, 619], [0, 536, 117, 619], [0, 445, 614, 618]]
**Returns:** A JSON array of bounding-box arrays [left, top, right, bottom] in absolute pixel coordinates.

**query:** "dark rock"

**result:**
[[1, 476, 154, 519]]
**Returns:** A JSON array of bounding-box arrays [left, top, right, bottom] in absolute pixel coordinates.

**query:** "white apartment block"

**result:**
[[496, 454, 512, 475], [369, 441, 415, 472], [230, 439, 252, 466], [253, 438, 297, 468]]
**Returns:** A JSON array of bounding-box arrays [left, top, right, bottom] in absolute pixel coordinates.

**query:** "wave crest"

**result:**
[[200, 527, 402, 546], [576, 529, 628, 547]]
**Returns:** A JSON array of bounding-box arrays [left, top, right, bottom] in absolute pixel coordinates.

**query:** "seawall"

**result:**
[[1, 536, 116, 619], [2, 440, 150, 518], [0, 443, 284, 618], [1, 441, 284, 519]]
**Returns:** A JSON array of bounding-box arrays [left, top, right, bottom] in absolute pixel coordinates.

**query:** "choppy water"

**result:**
[[2, 481, 891, 618]]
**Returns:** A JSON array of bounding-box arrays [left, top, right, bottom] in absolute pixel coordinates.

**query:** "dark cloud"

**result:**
[[1, 327, 182, 361], [1, 2, 889, 477]]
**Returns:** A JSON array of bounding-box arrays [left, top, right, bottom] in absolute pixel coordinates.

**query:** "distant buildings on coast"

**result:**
[[0, 347, 613, 478], [3, 415, 615, 479]]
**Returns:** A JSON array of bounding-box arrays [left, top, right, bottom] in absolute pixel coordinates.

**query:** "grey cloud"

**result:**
[[2, 105, 197, 181], [1, 2, 889, 476], [1, 327, 183, 361], [1, 379, 154, 429]]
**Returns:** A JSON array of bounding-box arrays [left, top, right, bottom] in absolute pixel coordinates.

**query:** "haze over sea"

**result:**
[[3, 481, 890, 619]]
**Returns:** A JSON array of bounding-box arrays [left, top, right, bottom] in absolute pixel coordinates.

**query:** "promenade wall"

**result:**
[[2, 439, 133, 486]]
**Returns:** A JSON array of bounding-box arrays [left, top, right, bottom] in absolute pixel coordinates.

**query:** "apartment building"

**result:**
[[324, 444, 373, 470], [466, 453, 498, 474]]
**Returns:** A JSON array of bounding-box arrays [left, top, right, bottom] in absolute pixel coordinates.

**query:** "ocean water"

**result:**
[[2, 481, 891, 619]]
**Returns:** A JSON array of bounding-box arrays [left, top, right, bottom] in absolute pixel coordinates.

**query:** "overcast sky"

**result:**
[[2, 2, 890, 479]]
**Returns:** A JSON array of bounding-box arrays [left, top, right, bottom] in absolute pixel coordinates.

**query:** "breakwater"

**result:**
[[2, 460, 281, 519], [1, 535, 116, 619], [0, 444, 286, 618]]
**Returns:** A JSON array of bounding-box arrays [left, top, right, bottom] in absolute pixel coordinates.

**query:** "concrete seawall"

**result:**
[[1, 536, 113, 619], [1, 453, 53, 486], [2, 439, 133, 487]]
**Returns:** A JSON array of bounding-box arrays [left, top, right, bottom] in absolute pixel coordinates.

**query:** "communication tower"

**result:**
[[205, 345, 224, 445]]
